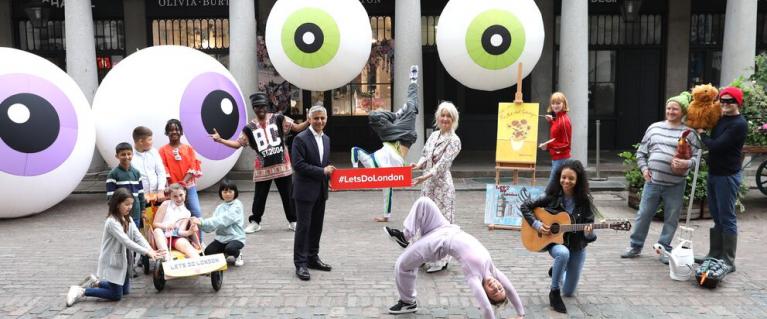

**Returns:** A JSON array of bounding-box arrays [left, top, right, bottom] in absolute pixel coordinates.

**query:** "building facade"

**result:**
[[0, 0, 762, 168]]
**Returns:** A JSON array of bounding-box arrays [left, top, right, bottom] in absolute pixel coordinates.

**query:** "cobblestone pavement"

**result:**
[[1, 189, 766, 318]]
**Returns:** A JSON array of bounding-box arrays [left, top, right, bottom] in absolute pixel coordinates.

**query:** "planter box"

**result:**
[[627, 187, 641, 210]]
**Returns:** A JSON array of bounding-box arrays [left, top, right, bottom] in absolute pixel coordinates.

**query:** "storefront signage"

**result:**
[[156, 0, 229, 8], [591, 0, 618, 3], [360, 0, 383, 4]]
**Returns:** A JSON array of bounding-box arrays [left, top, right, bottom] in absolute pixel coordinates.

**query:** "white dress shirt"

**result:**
[[132, 147, 167, 193], [309, 125, 324, 161]]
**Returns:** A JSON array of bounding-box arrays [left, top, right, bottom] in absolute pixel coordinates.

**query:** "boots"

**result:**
[[549, 289, 567, 313], [722, 232, 737, 273], [705, 228, 723, 259]]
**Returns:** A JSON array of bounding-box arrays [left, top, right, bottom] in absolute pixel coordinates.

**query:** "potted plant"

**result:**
[[618, 144, 644, 210]]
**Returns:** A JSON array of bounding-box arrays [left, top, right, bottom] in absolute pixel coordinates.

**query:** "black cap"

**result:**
[[249, 92, 269, 108]]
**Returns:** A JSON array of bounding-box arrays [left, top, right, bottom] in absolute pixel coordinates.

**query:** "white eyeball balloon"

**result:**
[[92, 46, 247, 190], [437, 0, 544, 91], [0, 48, 95, 218], [265, 0, 372, 91]]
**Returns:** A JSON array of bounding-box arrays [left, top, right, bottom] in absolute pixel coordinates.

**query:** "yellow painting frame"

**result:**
[[496, 102, 540, 164]]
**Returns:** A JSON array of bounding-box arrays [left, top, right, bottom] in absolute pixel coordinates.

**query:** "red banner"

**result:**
[[330, 167, 413, 190]]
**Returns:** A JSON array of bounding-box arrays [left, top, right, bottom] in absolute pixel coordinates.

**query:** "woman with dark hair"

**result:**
[[66, 188, 161, 306], [192, 179, 246, 266], [159, 119, 203, 222], [520, 160, 601, 314]]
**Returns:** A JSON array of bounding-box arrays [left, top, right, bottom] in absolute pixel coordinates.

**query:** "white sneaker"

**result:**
[[234, 254, 244, 267], [426, 260, 448, 273], [244, 221, 262, 233], [288, 222, 297, 231], [66, 286, 84, 307], [79, 274, 98, 288]]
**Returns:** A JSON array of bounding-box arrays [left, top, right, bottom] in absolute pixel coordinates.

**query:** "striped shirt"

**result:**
[[636, 121, 699, 186], [106, 165, 146, 222]]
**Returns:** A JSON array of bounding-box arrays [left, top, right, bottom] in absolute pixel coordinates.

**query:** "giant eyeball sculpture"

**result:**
[[265, 0, 372, 91], [92, 46, 247, 190], [0, 48, 95, 218], [436, 0, 544, 91]]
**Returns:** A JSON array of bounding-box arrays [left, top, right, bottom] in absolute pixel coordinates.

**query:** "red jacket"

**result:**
[[547, 112, 572, 160]]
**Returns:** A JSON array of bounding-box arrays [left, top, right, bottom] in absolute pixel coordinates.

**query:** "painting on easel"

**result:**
[[496, 102, 540, 164], [484, 184, 545, 227]]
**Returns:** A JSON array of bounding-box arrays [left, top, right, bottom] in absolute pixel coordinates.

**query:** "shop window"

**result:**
[[688, 14, 725, 88], [556, 14, 662, 46], [332, 16, 393, 116], [151, 18, 229, 50], [421, 16, 439, 46], [588, 50, 616, 117]]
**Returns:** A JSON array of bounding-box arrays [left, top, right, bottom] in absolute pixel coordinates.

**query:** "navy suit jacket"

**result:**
[[291, 128, 330, 202]]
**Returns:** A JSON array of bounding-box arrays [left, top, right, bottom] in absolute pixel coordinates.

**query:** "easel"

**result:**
[[495, 63, 537, 186]]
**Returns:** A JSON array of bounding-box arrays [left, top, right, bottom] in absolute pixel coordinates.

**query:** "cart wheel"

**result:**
[[153, 261, 165, 292], [757, 160, 767, 196], [141, 255, 150, 275], [211, 270, 223, 292]]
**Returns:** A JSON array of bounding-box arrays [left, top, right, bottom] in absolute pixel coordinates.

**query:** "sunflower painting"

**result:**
[[496, 102, 540, 163]]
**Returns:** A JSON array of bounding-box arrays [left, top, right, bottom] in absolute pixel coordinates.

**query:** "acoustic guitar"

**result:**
[[519, 208, 631, 252]]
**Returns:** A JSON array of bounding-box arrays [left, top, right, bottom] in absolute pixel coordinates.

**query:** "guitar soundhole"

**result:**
[[550, 224, 560, 234]]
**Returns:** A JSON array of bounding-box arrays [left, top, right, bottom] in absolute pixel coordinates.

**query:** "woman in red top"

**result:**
[[159, 119, 203, 220], [539, 92, 572, 186]]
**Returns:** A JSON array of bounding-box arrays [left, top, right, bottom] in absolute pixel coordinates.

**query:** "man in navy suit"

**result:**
[[292, 105, 336, 281]]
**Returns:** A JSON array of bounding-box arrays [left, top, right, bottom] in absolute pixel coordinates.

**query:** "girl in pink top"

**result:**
[[384, 197, 525, 318]]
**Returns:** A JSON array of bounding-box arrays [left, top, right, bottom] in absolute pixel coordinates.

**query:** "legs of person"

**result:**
[[380, 188, 393, 219], [173, 237, 199, 258], [308, 200, 327, 261], [548, 244, 570, 290], [395, 240, 431, 303], [223, 241, 245, 258], [705, 176, 723, 259], [251, 180, 272, 224], [402, 198, 450, 241], [293, 199, 314, 267], [548, 159, 567, 187], [274, 176, 297, 223], [204, 239, 226, 256], [628, 182, 662, 251], [710, 173, 741, 269], [152, 228, 170, 258], [84, 280, 124, 301], [561, 249, 587, 297], [185, 186, 202, 239], [351, 146, 377, 168], [658, 182, 686, 250]]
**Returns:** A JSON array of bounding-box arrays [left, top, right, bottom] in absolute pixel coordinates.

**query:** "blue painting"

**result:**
[[484, 184, 545, 227]]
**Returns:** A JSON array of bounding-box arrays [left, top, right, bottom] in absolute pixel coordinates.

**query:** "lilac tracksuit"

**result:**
[[395, 198, 525, 318]]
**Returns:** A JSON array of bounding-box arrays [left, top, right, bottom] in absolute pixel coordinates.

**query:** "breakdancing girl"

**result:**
[[383, 197, 525, 318], [351, 65, 420, 222]]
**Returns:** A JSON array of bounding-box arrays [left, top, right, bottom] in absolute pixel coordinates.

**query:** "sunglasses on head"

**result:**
[[719, 97, 738, 105]]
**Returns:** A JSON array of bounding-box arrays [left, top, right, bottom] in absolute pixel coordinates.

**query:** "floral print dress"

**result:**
[[417, 131, 462, 223]]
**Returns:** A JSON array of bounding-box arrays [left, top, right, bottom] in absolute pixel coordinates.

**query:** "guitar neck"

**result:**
[[560, 223, 612, 233]]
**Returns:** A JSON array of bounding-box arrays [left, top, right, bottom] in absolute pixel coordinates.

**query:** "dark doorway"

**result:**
[[613, 49, 663, 149]]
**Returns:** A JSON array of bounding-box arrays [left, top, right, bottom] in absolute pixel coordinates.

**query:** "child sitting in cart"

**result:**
[[191, 179, 246, 266], [152, 183, 201, 260]]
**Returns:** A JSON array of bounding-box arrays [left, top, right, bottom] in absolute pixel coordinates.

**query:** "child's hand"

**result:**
[[148, 249, 163, 260], [156, 192, 165, 202]]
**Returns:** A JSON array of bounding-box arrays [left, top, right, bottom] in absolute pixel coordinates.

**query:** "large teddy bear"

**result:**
[[685, 83, 721, 130]]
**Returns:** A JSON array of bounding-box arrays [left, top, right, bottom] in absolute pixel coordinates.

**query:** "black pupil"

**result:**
[[0, 93, 60, 153], [294, 23, 324, 53], [201, 90, 239, 140], [481, 25, 511, 56]]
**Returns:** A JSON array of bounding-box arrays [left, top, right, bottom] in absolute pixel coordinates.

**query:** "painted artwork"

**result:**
[[484, 184, 545, 227], [496, 102, 540, 164]]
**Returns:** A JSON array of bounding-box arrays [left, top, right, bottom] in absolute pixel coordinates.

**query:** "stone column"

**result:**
[[394, 0, 424, 163], [532, 0, 554, 164], [229, 0, 259, 170], [65, 0, 102, 171], [665, 0, 691, 97], [557, 0, 588, 166], [0, 0, 12, 47], [123, 0, 147, 54], [720, 0, 758, 86]]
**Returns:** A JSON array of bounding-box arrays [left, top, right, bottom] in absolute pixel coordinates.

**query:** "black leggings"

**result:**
[[204, 240, 244, 258], [250, 175, 296, 223]]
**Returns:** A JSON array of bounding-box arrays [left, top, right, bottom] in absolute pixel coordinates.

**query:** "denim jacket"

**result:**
[[520, 192, 597, 252]]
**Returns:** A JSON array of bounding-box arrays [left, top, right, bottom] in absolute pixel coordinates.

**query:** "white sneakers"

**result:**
[[288, 222, 297, 232], [66, 286, 85, 307], [79, 274, 98, 288], [234, 254, 245, 267], [244, 221, 262, 233]]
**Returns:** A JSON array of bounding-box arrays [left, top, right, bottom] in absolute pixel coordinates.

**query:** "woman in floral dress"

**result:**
[[412, 101, 462, 273]]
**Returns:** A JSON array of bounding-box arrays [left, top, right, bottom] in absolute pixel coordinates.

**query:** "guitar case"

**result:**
[[695, 257, 731, 289]]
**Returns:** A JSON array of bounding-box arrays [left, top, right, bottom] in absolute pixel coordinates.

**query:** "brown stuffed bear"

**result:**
[[685, 84, 721, 130]]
